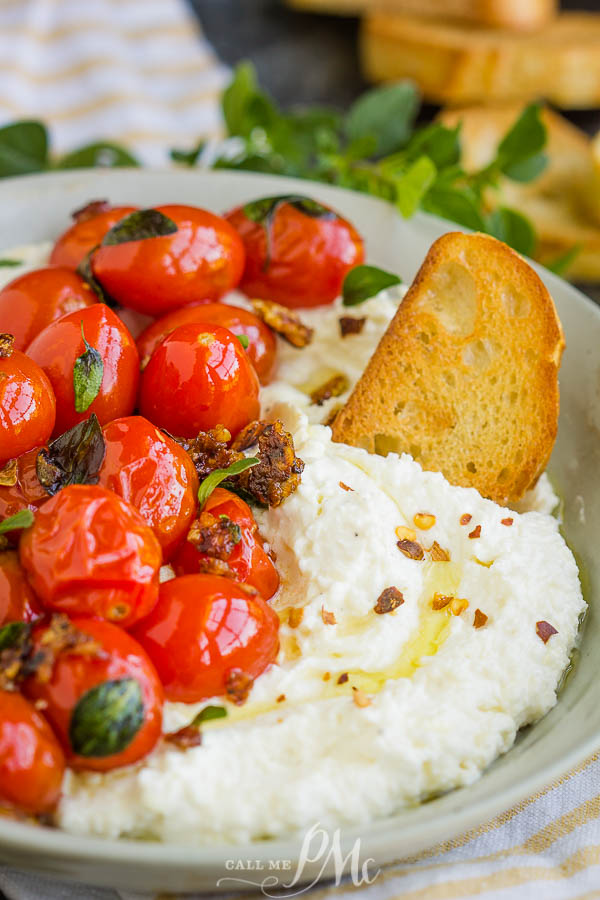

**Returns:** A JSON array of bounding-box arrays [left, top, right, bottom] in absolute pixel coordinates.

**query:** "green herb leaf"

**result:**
[[342, 265, 402, 306], [56, 142, 139, 170], [403, 122, 461, 169], [487, 207, 537, 257], [36, 414, 106, 496], [345, 81, 419, 157], [236, 334, 249, 350], [0, 621, 30, 653], [394, 156, 437, 218], [170, 140, 206, 167], [0, 258, 22, 267], [243, 194, 335, 269], [76, 247, 116, 306], [102, 209, 178, 246], [69, 678, 144, 758], [544, 243, 582, 276], [421, 185, 487, 232], [494, 104, 547, 176], [219, 514, 242, 545], [190, 705, 228, 727], [0, 121, 49, 177], [73, 323, 104, 413], [198, 457, 260, 508], [503, 151, 548, 183], [222, 62, 277, 138], [0, 509, 34, 534]]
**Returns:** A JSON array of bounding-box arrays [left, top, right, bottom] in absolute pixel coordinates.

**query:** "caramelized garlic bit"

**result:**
[[310, 374, 349, 407], [288, 607, 304, 629], [321, 606, 337, 625], [429, 541, 450, 562], [449, 598, 469, 616], [431, 593, 452, 610], [352, 686, 371, 708]]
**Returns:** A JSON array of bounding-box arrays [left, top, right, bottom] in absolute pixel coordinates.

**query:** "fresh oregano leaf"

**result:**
[[57, 142, 139, 170], [36, 414, 106, 496], [69, 678, 144, 758], [101, 209, 178, 247], [342, 265, 401, 307], [487, 207, 537, 257], [73, 323, 104, 413], [494, 104, 547, 176], [0, 621, 30, 653], [544, 244, 582, 276], [236, 334, 249, 349], [503, 152, 548, 184], [222, 61, 277, 138], [190, 705, 228, 727], [0, 258, 22, 267], [0, 509, 34, 534], [0, 121, 49, 177], [170, 140, 206, 167], [394, 156, 437, 218], [198, 457, 259, 508], [421, 185, 487, 232], [345, 81, 419, 157]]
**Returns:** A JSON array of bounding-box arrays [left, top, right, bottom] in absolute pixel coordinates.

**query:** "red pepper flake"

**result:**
[[468, 525, 482, 539], [339, 481, 354, 492], [429, 541, 451, 561], [431, 593, 452, 610], [536, 621, 558, 644], [373, 586, 404, 614], [397, 539, 425, 560], [165, 725, 203, 750], [473, 609, 488, 629], [276, 693, 286, 703], [460, 514, 472, 526], [323, 671, 331, 682], [501, 517, 514, 526], [337, 672, 349, 685], [339, 316, 366, 337], [225, 669, 254, 705], [321, 606, 337, 625]]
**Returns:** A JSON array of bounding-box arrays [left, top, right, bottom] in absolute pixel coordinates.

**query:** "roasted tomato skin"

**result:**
[[132, 574, 280, 703], [137, 302, 277, 384], [98, 416, 199, 561], [0, 550, 42, 625], [0, 447, 48, 527], [26, 304, 139, 437], [19, 485, 162, 628], [49, 206, 138, 269], [225, 199, 364, 308], [0, 267, 95, 351], [0, 345, 56, 467], [172, 488, 279, 600], [91, 205, 246, 316], [0, 690, 66, 814], [138, 322, 260, 438], [24, 617, 163, 772]]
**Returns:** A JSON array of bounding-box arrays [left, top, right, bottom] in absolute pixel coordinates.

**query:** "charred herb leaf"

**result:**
[[36, 414, 106, 496], [0, 621, 30, 653], [198, 457, 259, 508], [243, 194, 335, 269], [76, 247, 116, 306], [102, 209, 177, 246], [219, 514, 242, 545], [69, 678, 144, 758], [73, 323, 104, 413], [342, 265, 402, 306], [0, 509, 34, 534], [190, 705, 227, 726]]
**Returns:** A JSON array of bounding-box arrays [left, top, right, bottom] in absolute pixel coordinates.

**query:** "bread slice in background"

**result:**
[[286, 0, 556, 31], [361, 12, 600, 108], [331, 232, 564, 505]]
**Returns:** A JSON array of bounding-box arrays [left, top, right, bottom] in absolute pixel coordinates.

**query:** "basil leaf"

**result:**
[[487, 207, 537, 257], [342, 265, 401, 307], [198, 457, 259, 508], [494, 104, 547, 176], [190, 705, 228, 727], [36, 414, 106, 496], [73, 323, 104, 413], [57, 142, 139, 170], [0, 258, 22, 267], [102, 209, 178, 246], [394, 157, 437, 218], [0, 621, 30, 653], [0, 121, 48, 177], [69, 678, 144, 758], [236, 334, 249, 350], [544, 244, 582, 276], [0, 509, 34, 534], [345, 81, 419, 157]]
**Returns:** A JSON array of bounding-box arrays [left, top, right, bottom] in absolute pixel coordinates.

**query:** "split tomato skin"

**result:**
[[0, 267, 95, 351], [0, 690, 66, 815], [0, 342, 56, 467], [0, 447, 48, 527], [26, 304, 139, 437], [136, 302, 277, 384], [91, 205, 246, 316], [98, 416, 199, 561], [0, 550, 42, 625], [225, 198, 364, 308], [49, 205, 138, 270], [23, 617, 164, 772], [19, 484, 162, 628], [138, 322, 260, 438], [131, 574, 280, 704]]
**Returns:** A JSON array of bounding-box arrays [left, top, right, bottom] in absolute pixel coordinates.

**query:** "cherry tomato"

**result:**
[[19, 484, 162, 628], [0, 690, 65, 814], [49, 205, 138, 270], [26, 304, 139, 437], [132, 574, 279, 703], [24, 617, 163, 772], [172, 488, 279, 600], [138, 323, 260, 438], [0, 447, 48, 527], [137, 302, 277, 384], [0, 267, 95, 352], [98, 416, 199, 561], [225, 196, 364, 308], [0, 336, 56, 467], [0, 550, 42, 625], [92, 205, 246, 316]]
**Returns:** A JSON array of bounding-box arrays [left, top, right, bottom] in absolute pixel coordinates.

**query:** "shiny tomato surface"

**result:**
[[0, 267, 95, 352], [132, 574, 280, 703], [0, 690, 65, 814], [24, 617, 163, 771], [172, 488, 279, 600], [98, 416, 199, 561], [19, 485, 162, 628], [0, 340, 56, 467], [138, 322, 260, 438], [26, 304, 139, 436], [225, 198, 364, 308], [0, 447, 48, 526], [92, 205, 246, 316], [136, 302, 277, 384], [0, 550, 42, 625], [49, 205, 138, 269]]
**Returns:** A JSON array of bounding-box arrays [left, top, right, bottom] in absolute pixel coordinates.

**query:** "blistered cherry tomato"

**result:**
[[172, 488, 279, 600], [0, 336, 56, 467], [137, 302, 277, 384], [132, 574, 279, 703], [0, 550, 42, 625], [26, 304, 139, 436], [19, 485, 162, 628], [0, 267, 95, 351], [98, 416, 199, 561], [139, 323, 260, 438], [0, 690, 65, 814], [49, 205, 138, 269], [0, 447, 47, 526], [92, 205, 245, 316], [24, 617, 163, 771], [225, 195, 364, 308]]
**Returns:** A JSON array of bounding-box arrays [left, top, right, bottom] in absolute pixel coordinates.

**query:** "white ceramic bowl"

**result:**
[[0, 169, 598, 894]]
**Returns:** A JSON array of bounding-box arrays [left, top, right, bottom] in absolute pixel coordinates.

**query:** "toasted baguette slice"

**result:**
[[361, 12, 600, 108], [286, 0, 556, 30], [331, 232, 564, 504]]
